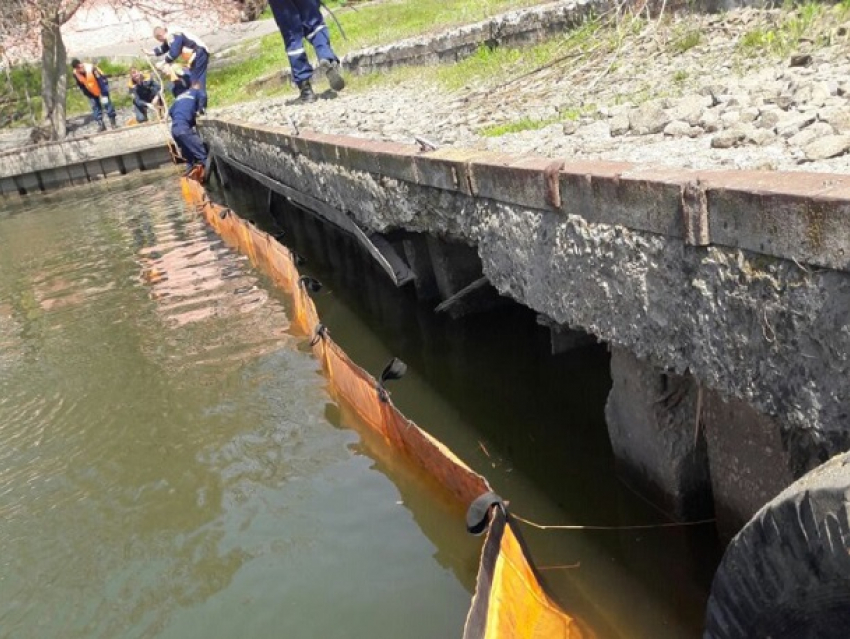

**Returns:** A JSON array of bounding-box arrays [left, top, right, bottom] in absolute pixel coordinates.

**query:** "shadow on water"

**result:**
[[216, 170, 723, 639]]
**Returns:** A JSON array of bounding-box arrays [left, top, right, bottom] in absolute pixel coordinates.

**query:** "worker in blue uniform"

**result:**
[[268, 0, 345, 103], [167, 66, 193, 98], [147, 26, 210, 110], [169, 83, 209, 181], [127, 68, 163, 122]]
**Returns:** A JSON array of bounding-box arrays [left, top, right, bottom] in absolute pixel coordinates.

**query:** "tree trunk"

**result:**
[[40, 16, 67, 140]]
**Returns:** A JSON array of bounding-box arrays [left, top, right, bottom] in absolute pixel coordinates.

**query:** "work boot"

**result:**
[[319, 58, 345, 92], [97, 120, 107, 132], [109, 116, 118, 129], [297, 80, 317, 103]]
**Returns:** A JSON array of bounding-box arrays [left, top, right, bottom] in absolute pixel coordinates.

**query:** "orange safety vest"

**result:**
[[74, 63, 102, 97]]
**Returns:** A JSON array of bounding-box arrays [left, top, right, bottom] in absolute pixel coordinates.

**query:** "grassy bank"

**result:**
[[210, 0, 849, 113], [208, 0, 552, 106], [1, 58, 146, 127], [6, 0, 847, 131], [320, 0, 850, 139], [3, 0, 552, 126]]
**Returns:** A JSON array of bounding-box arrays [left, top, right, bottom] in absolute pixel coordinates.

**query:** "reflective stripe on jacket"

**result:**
[[155, 28, 210, 66]]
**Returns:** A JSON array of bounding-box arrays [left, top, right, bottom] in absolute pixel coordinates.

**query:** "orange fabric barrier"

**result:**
[[465, 508, 592, 639], [180, 178, 590, 639]]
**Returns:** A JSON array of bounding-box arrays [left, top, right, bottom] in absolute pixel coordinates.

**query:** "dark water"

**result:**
[[221, 173, 723, 639], [0, 171, 472, 639], [0, 169, 719, 639]]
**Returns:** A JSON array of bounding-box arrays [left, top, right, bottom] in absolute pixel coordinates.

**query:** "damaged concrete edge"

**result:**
[[201, 117, 850, 274], [0, 124, 172, 197], [0, 124, 169, 177]]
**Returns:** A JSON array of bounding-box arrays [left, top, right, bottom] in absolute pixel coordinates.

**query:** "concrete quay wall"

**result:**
[[201, 116, 850, 531], [0, 124, 172, 197]]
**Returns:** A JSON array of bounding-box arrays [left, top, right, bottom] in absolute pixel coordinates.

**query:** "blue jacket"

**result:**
[[169, 69, 193, 98], [154, 30, 208, 65], [169, 88, 203, 129], [128, 74, 161, 104]]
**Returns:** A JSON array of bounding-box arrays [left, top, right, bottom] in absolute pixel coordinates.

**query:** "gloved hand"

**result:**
[[99, 96, 110, 106]]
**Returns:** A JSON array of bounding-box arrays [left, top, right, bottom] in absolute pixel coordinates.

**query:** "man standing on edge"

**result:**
[[71, 59, 117, 132], [268, 0, 345, 103], [147, 26, 210, 111], [169, 82, 210, 181]]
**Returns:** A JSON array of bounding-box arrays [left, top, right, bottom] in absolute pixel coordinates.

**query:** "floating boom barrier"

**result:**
[[180, 177, 593, 639]]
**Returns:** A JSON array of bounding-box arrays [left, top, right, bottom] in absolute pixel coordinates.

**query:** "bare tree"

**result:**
[[0, 0, 251, 141], [0, 0, 90, 139]]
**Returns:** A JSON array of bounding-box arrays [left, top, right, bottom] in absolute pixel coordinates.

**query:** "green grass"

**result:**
[[432, 16, 600, 92], [2, 0, 554, 122], [0, 64, 43, 126], [479, 102, 597, 137], [738, 1, 829, 57], [208, 0, 553, 107], [0, 58, 139, 127], [480, 116, 560, 137], [96, 59, 138, 76], [671, 29, 701, 53]]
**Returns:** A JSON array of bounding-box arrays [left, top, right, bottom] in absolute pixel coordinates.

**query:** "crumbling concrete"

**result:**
[[200, 117, 850, 527]]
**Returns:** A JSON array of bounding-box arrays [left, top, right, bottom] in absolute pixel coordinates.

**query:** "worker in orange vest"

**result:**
[[71, 59, 117, 132]]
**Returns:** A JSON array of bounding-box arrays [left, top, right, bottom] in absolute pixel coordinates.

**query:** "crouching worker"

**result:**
[[71, 59, 117, 131], [128, 67, 163, 123], [169, 82, 210, 182]]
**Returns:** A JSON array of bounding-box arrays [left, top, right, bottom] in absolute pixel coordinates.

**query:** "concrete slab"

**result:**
[[16, 172, 40, 194], [561, 165, 690, 238], [470, 156, 564, 211], [703, 170, 850, 271], [66, 163, 90, 185], [0, 125, 169, 178]]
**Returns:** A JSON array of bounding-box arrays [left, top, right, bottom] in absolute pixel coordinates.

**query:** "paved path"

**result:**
[[71, 18, 281, 59]]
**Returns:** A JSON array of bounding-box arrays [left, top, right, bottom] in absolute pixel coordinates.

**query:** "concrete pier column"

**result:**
[[426, 236, 483, 300], [402, 235, 440, 301], [536, 315, 597, 355], [702, 391, 795, 539], [605, 347, 712, 520]]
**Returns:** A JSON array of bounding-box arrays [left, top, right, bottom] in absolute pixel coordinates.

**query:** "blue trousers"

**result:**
[[172, 124, 207, 168], [133, 99, 149, 122], [269, 0, 338, 84], [90, 95, 116, 124], [189, 48, 209, 110]]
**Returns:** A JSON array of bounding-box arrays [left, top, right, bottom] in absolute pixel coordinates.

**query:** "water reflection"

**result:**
[[217, 175, 721, 639], [0, 172, 472, 639]]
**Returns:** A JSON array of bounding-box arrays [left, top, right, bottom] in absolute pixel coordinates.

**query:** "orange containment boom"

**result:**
[[180, 177, 592, 639]]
